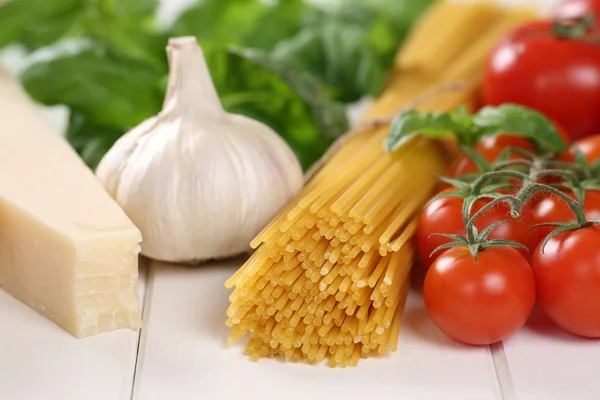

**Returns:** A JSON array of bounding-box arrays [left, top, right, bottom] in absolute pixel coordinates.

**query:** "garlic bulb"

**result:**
[[96, 37, 304, 263]]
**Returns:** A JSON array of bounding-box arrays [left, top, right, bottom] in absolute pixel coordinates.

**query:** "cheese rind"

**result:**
[[0, 68, 142, 338]]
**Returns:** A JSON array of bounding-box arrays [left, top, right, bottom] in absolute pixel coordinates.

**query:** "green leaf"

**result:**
[[19, 38, 165, 129], [242, 0, 309, 50], [66, 112, 127, 170], [80, 0, 166, 70], [17, 38, 348, 172], [461, 145, 493, 174], [170, 0, 267, 45], [5, 0, 433, 173], [385, 110, 462, 152], [0, 0, 162, 57], [204, 45, 348, 170], [482, 239, 528, 251], [0, 0, 84, 50], [473, 104, 566, 154], [271, 22, 385, 103], [171, 0, 405, 103], [479, 220, 510, 241]]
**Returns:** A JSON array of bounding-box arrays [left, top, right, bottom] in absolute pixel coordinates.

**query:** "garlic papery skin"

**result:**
[[96, 36, 304, 263]]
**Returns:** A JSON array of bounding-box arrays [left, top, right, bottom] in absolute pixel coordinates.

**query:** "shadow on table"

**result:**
[[523, 305, 592, 344]]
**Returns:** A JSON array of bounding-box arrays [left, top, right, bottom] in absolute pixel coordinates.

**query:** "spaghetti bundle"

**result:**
[[224, 132, 446, 367], [225, 0, 539, 367]]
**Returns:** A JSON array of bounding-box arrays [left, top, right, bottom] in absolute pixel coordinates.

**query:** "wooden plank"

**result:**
[[502, 307, 600, 400], [133, 258, 502, 400], [0, 258, 148, 400]]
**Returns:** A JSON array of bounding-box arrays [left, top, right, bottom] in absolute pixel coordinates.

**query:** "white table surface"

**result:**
[[1, 1, 586, 399], [2, 254, 600, 400]]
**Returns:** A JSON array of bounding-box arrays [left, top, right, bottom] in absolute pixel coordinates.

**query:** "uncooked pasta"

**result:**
[[225, 131, 446, 367], [224, 0, 535, 368]]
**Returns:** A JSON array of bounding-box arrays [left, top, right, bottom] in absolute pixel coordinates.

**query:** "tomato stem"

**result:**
[[552, 13, 599, 43], [430, 193, 528, 261], [465, 195, 515, 234], [514, 183, 588, 224], [492, 159, 532, 170], [471, 170, 529, 193]]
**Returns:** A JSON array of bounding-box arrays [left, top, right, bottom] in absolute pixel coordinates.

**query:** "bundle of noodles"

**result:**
[[226, 130, 446, 367], [225, 0, 539, 367]]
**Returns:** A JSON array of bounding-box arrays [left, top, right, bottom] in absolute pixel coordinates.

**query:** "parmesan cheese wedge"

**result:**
[[0, 67, 143, 338]]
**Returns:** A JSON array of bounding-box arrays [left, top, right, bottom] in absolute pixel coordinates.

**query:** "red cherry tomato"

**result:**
[[416, 191, 542, 267], [533, 190, 600, 238], [483, 20, 600, 141], [424, 246, 536, 345], [559, 134, 600, 163], [443, 134, 537, 184], [443, 154, 481, 181], [475, 134, 537, 160], [549, 120, 572, 147], [531, 225, 600, 337], [552, 0, 600, 23]]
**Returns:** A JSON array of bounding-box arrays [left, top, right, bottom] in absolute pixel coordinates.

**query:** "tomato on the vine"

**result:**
[[443, 155, 481, 181], [531, 225, 600, 337], [483, 20, 600, 141], [559, 134, 600, 163], [443, 134, 537, 182], [533, 190, 600, 237], [424, 246, 536, 345], [475, 134, 537, 161], [417, 190, 542, 267], [552, 0, 600, 23]]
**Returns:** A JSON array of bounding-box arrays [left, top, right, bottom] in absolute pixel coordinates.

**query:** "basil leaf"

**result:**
[[19, 38, 164, 129], [170, 0, 267, 46], [205, 46, 348, 169], [385, 110, 464, 152], [81, 0, 166, 70], [473, 104, 566, 154], [66, 112, 127, 170], [0, 0, 160, 56], [0, 0, 84, 50], [272, 22, 385, 103], [386, 103, 567, 154], [3, 0, 433, 172]]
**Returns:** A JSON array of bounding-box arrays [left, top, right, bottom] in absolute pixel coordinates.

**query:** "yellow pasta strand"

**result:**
[[225, 0, 533, 367]]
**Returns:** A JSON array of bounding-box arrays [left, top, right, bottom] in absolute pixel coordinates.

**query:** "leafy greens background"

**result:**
[[0, 0, 433, 170]]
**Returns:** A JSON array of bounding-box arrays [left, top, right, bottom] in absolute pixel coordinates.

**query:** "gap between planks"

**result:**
[[130, 259, 505, 400], [130, 260, 156, 400], [490, 342, 516, 400]]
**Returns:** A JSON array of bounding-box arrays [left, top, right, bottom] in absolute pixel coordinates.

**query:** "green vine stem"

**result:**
[[468, 146, 591, 225], [470, 170, 530, 193], [465, 194, 515, 233], [430, 194, 527, 262], [430, 138, 600, 258], [546, 150, 600, 197], [491, 158, 533, 171], [552, 13, 598, 43], [428, 173, 515, 228], [512, 183, 589, 225]]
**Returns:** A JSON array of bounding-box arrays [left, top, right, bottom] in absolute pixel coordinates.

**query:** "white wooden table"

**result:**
[[2, 255, 599, 400], [0, 0, 578, 397]]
